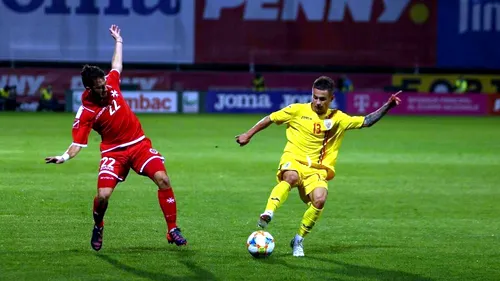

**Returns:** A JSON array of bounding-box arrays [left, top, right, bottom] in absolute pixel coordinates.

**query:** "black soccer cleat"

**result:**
[[167, 228, 187, 246], [91, 225, 104, 251]]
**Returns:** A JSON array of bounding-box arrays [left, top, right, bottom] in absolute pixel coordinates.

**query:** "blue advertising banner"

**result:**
[[437, 0, 500, 69], [205, 91, 346, 113]]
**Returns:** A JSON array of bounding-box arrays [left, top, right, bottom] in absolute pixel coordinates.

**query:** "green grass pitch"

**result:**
[[0, 112, 499, 281]]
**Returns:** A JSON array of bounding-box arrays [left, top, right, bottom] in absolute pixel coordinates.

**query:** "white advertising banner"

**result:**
[[72, 90, 178, 113], [0, 0, 194, 63], [182, 91, 199, 113]]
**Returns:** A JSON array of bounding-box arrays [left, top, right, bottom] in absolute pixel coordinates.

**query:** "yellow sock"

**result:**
[[264, 181, 291, 213], [298, 203, 323, 238]]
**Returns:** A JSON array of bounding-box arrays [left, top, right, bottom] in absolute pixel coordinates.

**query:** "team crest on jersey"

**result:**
[[150, 148, 158, 154], [324, 119, 333, 130]]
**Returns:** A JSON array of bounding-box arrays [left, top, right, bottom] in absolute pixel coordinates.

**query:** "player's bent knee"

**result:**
[[157, 177, 171, 189], [282, 171, 299, 186], [312, 197, 326, 209], [154, 171, 171, 189], [311, 189, 328, 209], [97, 188, 114, 201]]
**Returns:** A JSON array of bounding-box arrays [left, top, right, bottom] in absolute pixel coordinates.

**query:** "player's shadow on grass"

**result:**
[[311, 255, 433, 281], [253, 257, 348, 281], [268, 244, 399, 259], [326, 244, 400, 254], [97, 254, 217, 281], [260, 245, 432, 281], [102, 246, 195, 255], [261, 257, 432, 281]]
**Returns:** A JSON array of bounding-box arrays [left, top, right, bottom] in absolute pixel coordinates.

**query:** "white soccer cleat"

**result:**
[[290, 235, 305, 257]]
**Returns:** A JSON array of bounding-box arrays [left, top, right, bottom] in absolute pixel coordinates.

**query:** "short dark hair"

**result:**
[[313, 76, 335, 94], [81, 65, 105, 88]]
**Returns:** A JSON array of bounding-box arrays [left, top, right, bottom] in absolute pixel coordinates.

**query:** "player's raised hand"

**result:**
[[109, 24, 122, 42], [235, 133, 251, 147], [388, 90, 402, 107], [45, 156, 65, 164]]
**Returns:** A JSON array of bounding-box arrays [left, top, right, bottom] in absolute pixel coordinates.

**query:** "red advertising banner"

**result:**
[[0, 68, 391, 98], [196, 0, 437, 67], [347, 92, 488, 116], [488, 95, 500, 116]]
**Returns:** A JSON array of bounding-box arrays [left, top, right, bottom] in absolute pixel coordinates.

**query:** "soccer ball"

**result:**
[[246, 230, 275, 258]]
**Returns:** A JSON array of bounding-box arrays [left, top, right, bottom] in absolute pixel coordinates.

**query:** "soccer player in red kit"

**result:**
[[44, 25, 187, 251]]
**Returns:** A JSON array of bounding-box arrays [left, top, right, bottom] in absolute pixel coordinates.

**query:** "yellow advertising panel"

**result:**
[[391, 74, 500, 94]]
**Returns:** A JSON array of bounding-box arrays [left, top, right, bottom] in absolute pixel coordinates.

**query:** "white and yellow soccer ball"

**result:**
[[246, 230, 275, 258]]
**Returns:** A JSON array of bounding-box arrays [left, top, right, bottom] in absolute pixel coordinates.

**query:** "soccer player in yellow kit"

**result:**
[[236, 76, 401, 257]]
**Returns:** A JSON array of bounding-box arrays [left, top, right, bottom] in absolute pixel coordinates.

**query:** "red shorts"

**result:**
[[97, 138, 166, 188]]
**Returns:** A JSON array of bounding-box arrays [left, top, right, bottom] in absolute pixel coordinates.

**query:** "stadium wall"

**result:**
[[67, 91, 500, 116], [4, 68, 500, 113]]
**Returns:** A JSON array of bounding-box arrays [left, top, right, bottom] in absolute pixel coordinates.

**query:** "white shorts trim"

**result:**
[[72, 142, 87, 147], [101, 135, 145, 153], [140, 155, 165, 174], [98, 170, 124, 181]]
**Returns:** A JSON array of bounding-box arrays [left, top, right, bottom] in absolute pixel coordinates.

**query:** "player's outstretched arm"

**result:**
[[362, 91, 402, 128], [45, 144, 82, 164], [109, 24, 123, 73], [235, 116, 273, 146]]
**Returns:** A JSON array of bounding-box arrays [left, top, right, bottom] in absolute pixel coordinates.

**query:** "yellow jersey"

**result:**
[[269, 103, 365, 180]]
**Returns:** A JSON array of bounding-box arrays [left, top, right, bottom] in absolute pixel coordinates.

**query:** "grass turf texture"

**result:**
[[0, 112, 499, 281]]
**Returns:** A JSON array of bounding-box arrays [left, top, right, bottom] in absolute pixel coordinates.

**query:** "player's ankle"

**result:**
[[263, 210, 274, 218], [294, 234, 304, 243]]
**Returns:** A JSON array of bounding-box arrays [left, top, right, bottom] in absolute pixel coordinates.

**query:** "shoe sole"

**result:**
[[168, 240, 188, 246], [257, 219, 268, 228], [91, 229, 103, 251], [167, 233, 188, 246], [91, 243, 102, 251]]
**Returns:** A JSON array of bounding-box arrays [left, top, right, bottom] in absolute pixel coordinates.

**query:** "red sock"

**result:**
[[158, 188, 177, 232], [93, 196, 108, 228]]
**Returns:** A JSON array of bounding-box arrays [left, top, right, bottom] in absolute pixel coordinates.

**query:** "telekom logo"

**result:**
[[353, 94, 370, 113]]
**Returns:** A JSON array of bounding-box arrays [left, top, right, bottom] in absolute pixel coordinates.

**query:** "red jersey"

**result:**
[[72, 69, 145, 153]]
